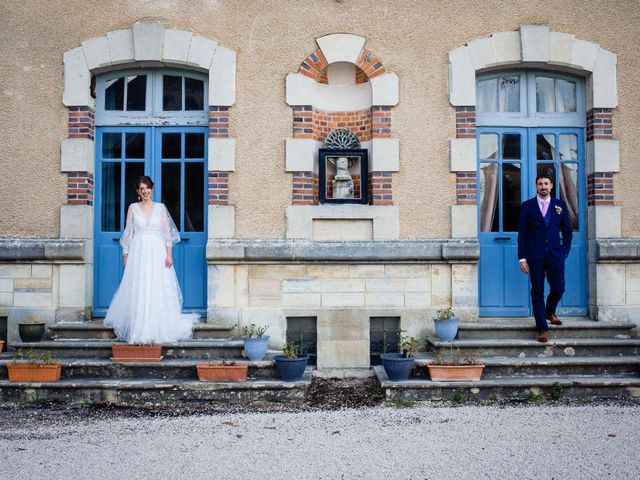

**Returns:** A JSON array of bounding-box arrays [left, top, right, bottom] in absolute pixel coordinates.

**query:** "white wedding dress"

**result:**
[[104, 202, 198, 344]]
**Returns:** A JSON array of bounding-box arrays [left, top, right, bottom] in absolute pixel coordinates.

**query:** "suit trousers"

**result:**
[[528, 256, 565, 332]]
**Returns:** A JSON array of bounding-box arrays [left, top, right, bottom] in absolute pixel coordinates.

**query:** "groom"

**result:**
[[517, 173, 573, 342]]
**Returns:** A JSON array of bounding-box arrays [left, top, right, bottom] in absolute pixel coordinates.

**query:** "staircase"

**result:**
[[376, 318, 640, 402], [0, 321, 311, 407]]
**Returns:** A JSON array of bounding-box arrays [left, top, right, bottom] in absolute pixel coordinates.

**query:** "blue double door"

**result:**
[[93, 126, 208, 316], [478, 127, 587, 317]]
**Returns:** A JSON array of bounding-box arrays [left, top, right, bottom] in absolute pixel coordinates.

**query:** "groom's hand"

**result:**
[[519, 261, 529, 274]]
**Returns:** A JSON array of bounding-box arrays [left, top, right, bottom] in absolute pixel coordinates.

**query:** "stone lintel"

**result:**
[[595, 239, 640, 261]]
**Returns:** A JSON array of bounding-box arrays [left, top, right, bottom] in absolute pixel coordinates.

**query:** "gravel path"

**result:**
[[1, 402, 638, 479]]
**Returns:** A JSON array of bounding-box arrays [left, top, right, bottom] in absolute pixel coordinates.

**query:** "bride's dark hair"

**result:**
[[136, 175, 154, 190]]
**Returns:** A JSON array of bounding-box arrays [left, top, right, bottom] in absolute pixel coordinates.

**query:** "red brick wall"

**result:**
[[293, 106, 314, 139], [312, 107, 372, 143], [68, 106, 95, 140], [67, 172, 94, 206], [209, 107, 229, 138], [456, 172, 477, 205], [456, 106, 476, 138], [586, 108, 613, 142], [369, 172, 393, 205], [208, 171, 229, 205], [292, 171, 315, 205], [372, 106, 391, 138], [587, 172, 614, 206]]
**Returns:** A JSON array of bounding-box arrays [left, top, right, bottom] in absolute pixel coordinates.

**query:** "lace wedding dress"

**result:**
[[104, 202, 197, 344]]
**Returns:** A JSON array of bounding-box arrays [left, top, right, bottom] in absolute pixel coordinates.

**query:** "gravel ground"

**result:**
[[1, 400, 639, 480]]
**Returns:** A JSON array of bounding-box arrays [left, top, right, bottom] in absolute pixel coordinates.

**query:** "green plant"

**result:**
[[282, 341, 300, 358], [389, 398, 416, 408], [241, 323, 269, 338], [430, 345, 480, 366], [13, 348, 57, 365], [525, 390, 542, 403], [435, 307, 455, 320], [547, 382, 565, 401], [451, 393, 467, 405], [398, 332, 420, 358]]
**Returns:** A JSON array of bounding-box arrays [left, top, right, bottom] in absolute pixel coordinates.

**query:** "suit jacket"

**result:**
[[517, 196, 572, 262]]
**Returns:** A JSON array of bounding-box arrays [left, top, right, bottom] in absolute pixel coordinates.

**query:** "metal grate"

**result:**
[[369, 316, 401, 365], [286, 316, 317, 366]]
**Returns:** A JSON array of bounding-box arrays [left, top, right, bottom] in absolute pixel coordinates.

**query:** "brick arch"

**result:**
[[297, 48, 386, 84]]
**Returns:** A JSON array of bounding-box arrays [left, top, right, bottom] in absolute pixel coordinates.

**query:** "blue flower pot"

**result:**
[[274, 354, 309, 382], [434, 317, 458, 342], [381, 353, 415, 381], [243, 336, 270, 361]]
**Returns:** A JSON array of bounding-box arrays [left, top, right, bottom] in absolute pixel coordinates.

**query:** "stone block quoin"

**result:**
[[67, 107, 95, 206]]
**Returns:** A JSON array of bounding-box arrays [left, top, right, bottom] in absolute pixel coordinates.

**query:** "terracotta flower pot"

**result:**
[[111, 343, 163, 362], [196, 364, 248, 382], [427, 364, 485, 382], [7, 363, 62, 382], [0, 340, 4, 353]]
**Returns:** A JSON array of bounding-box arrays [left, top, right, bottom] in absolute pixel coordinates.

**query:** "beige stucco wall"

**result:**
[[0, 0, 639, 239]]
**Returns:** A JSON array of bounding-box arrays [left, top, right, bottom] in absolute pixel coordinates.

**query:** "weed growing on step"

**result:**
[[389, 398, 416, 408], [547, 382, 565, 401], [451, 393, 467, 405], [525, 390, 543, 403]]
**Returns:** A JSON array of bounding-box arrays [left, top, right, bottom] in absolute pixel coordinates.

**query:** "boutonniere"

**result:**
[[555, 205, 563, 215]]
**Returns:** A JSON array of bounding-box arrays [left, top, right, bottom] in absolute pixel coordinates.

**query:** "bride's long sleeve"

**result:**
[[120, 205, 135, 255], [161, 204, 181, 247]]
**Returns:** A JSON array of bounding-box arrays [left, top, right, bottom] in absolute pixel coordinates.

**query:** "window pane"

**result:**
[[105, 77, 124, 110], [185, 133, 205, 158], [162, 133, 181, 159], [502, 163, 521, 232], [559, 163, 579, 231], [184, 162, 204, 232], [124, 163, 145, 214], [102, 133, 122, 159], [556, 79, 576, 113], [162, 163, 182, 231], [125, 133, 145, 159], [558, 134, 578, 161], [101, 162, 121, 231], [536, 76, 555, 112], [477, 79, 497, 112], [536, 134, 555, 160], [537, 163, 557, 198], [479, 133, 498, 159], [498, 76, 520, 112], [163, 75, 182, 111], [479, 163, 499, 232], [502, 133, 521, 160], [126, 75, 147, 111], [185, 77, 204, 110]]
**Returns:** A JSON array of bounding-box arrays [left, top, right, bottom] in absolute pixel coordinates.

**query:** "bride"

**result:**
[[104, 176, 197, 344]]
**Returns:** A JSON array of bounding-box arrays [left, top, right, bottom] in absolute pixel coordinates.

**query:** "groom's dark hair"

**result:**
[[535, 173, 554, 184]]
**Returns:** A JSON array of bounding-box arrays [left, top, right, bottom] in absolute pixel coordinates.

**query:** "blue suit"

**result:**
[[517, 196, 573, 332]]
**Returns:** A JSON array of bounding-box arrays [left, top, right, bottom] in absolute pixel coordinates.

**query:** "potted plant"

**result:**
[[196, 360, 249, 382], [111, 343, 163, 362], [427, 347, 485, 381], [274, 341, 309, 382], [241, 323, 270, 361], [7, 348, 62, 382], [433, 307, 458, 342], [17, 320, 47, 342], [380, 333, 420, 381]]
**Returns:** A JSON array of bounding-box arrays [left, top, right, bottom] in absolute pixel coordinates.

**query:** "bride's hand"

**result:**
[[165, 256, 173, 268]]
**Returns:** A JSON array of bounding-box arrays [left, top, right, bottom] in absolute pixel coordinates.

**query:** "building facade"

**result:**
[[1, 1, 638, 374]]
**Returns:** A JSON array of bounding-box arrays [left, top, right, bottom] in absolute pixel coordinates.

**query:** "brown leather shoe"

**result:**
[[546, 313, 563, 326], [537, 331, 549, 343]]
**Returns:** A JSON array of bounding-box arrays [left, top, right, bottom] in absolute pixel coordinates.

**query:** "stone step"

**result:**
[[48, 321, 235, 340], [374, 366, 640, 401], [0, 369, 312, 407], [0, 358, 277, 381], [457, 319, 637, 340], [413, 355, 640, 378], [9, 339, 246, 360], [426, 336, 640, 358]]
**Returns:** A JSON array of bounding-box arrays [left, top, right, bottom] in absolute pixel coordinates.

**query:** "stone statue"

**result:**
[[329, 156, 355, 199]]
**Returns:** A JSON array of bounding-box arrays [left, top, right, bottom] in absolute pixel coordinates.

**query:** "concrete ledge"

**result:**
[[595, 239, 640, 261], [206, 239, 479, 262], [0, 239, 85, 261]]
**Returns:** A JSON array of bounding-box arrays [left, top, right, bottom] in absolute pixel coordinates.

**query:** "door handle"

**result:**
[[494, 237, 511, 241], [180, 237, 190, 241], [112, 236, 120, 241]]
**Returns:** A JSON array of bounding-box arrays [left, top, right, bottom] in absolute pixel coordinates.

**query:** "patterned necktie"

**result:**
[[541, 200, 548, 217]]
